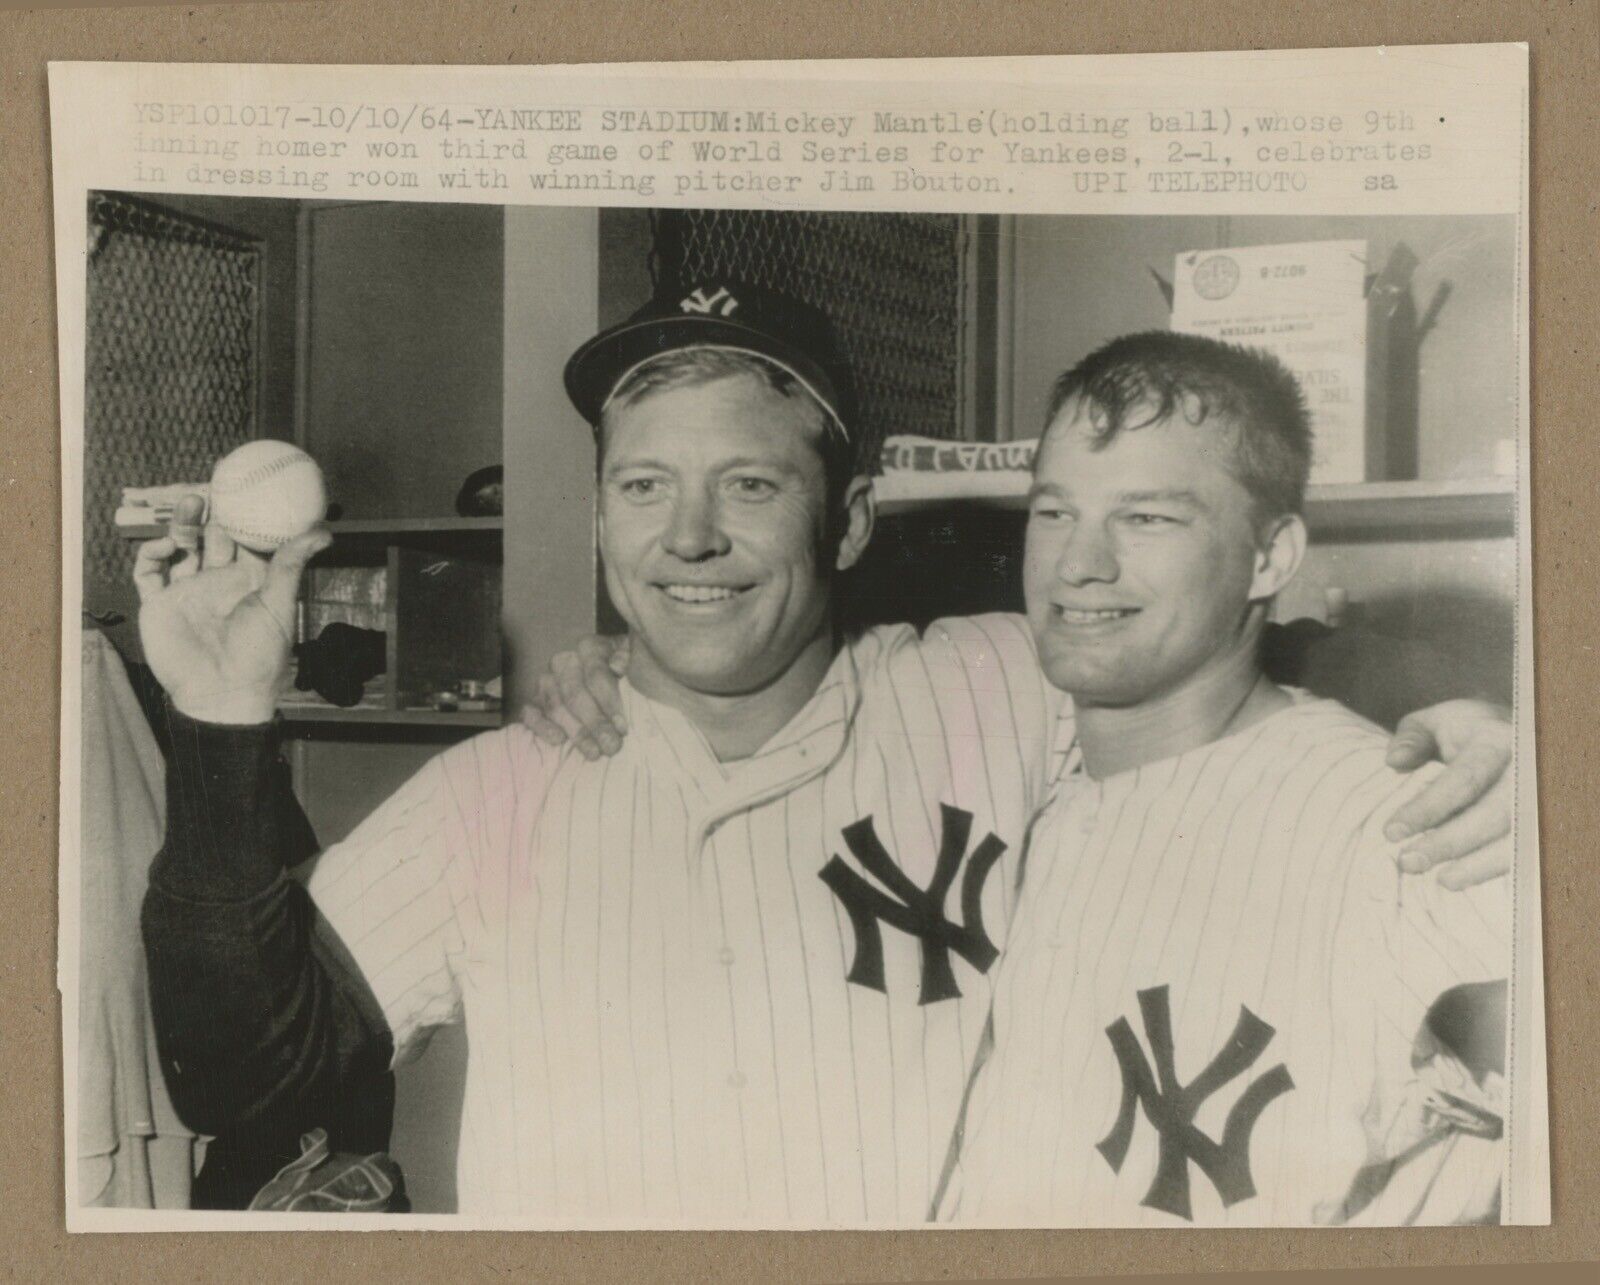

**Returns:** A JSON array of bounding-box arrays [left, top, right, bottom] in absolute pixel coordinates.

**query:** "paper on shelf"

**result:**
[[1171, 240, 1369, 484]]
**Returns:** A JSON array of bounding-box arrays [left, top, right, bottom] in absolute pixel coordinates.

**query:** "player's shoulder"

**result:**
[[923, 611, 1038, 663], [851, 612, 1053, 712], [427, 720, 568, 813], [308, 722, 559, 901], [431, 719, 544, 772], [852, 612, 1036, 679], [1265, 697, 1446, 866], [1260, 697, 1437, 818], [1276, 705, 1511, 989], [1268, 694, 1392, 759], [843, 620, 921, 673]]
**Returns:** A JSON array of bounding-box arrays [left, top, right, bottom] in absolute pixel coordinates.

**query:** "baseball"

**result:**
[[208, 440, 328, 553]]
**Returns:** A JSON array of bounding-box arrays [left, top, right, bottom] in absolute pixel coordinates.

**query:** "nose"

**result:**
[[662, 485, 731, 562], [1056, 519, 1120, 586]]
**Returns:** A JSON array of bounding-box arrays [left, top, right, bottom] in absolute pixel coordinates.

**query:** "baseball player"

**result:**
[[937, 332, 1510, 1226], [137, 282, 1072, 1221], [527, 330, 1519, 1228], [139, 281, 1514, 1223]]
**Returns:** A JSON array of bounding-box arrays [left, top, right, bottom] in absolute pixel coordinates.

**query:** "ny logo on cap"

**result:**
[[680, 285, 740, 317]]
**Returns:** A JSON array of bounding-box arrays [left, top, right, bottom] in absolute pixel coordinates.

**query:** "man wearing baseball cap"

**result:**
[[140, 277, 1051, 1221], [136, 279, 1512, 1222]]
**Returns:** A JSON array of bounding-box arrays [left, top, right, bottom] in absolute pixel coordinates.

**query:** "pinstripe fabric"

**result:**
[[943, 697, 1509, 1227], [304, 614, 1063, 1223]]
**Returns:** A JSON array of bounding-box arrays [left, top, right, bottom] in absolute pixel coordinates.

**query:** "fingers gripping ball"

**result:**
[[209, 441, 328, 552]]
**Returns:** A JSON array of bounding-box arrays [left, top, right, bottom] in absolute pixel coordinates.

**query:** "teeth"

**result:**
[[662, 584, 743, 603], [1059, 608, 1134, 623]]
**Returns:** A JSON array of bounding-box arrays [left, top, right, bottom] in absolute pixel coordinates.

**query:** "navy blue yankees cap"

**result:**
[[563, 280, 856, 440]]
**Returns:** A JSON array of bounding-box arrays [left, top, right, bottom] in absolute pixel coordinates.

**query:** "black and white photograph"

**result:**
[[51, 50, 1546, 1229]]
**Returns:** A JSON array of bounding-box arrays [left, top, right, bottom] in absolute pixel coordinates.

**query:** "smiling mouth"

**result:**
[[657, 583, 753, 604], [1054, 606, 1139, 625]]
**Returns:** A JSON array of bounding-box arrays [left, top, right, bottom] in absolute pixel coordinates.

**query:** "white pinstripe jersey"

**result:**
[[304, 614, 1065, 1223], [942, 697, 1510, 1227]]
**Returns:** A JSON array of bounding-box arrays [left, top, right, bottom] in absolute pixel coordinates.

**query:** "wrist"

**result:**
[[169, 686, 280, 727], [154, 704, 290, 900]]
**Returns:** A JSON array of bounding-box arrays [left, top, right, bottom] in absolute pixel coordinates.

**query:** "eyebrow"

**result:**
[[602, 457, 662, 479], [718, 456, 804, 475], [1025, 483, 1205, 506], [602, 456, 805, 478], [1117, 488, 1203, 506]]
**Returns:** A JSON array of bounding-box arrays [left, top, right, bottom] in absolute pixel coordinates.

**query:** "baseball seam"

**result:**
[[220, 524, 294, 547], [213, 452, 316, 496]]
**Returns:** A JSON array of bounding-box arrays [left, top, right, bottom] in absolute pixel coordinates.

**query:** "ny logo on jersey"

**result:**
[[1096, 985, 1294, 1221], [819, 804, 1006, 1005]]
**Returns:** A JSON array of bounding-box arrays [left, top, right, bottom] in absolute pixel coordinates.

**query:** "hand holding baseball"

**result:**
[[209, 440, 328, 552], [134, 491, 332, 725]]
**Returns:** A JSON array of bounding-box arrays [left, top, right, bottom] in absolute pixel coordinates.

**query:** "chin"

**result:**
[[1038, 645, 1104, 689], [650, 643, 768, 696], [1039, 657, 1144, 706]]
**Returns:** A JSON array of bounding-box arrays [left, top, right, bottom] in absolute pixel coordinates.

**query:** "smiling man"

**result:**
[[939, 333, 1509, 1226], [529, 308, 1521, 1222], [138, 283, 1514, 1224], [137, 281, 1078, 1220], [591, 346, 866, 757]]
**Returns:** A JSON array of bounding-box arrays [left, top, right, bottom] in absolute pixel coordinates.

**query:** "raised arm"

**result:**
[[135, 497, 393, 1142]]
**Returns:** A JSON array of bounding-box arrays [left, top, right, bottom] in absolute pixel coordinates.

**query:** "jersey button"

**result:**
[[716, 946, 736, 966]]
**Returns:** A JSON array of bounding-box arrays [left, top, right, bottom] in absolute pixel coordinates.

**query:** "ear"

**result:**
[[1249, 512, 1307, 601], [834, 475, 876, 573]]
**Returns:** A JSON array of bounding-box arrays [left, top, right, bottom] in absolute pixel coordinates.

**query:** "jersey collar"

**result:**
[[619, 641, 864, 833]]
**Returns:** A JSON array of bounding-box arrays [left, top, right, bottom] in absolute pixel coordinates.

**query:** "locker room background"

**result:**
[[80, 197, 1516, 1211]]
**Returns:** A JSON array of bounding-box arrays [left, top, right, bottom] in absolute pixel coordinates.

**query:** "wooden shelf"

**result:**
[[277, 702, 503, 728], [873, 480, 1028, 518], [120, 515, 503, 542], [117, 513, 508, 736], [323, 516, 502, 539], [1301, 478, 1515, 536], [873, 475, 1515, 536], [119, 522, 183, 541]]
